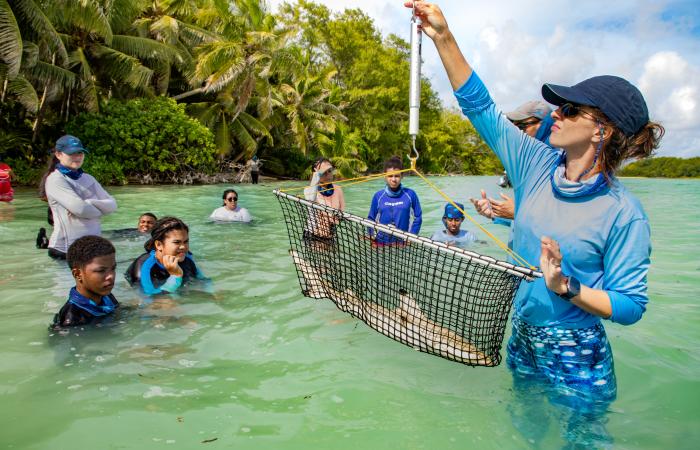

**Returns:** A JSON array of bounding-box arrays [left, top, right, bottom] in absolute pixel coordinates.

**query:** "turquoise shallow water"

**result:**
[[0, 176, 698, 449]]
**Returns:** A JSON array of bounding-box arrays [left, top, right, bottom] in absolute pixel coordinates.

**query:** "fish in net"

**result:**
[[275, 189, 540, 367]]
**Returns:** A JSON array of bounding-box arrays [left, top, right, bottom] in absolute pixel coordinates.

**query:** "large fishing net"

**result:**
[[275, 190, 540, 367]]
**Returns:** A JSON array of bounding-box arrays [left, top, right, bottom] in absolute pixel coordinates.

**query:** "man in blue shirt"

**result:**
[[367, 156, 422, 245]]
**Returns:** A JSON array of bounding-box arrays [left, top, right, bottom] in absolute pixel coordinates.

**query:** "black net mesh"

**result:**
[[275, 190, 539, 367]]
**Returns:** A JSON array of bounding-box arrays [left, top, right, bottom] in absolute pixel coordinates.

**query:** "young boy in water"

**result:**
[[431, 202, 477, 248], [51, 235, 119, 329], [367, 156, 422, 245]]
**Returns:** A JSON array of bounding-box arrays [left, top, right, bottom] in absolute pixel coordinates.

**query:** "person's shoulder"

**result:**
[[45, 170, 64, 185], [607, 178, 648, 223], [403, 187, 420, 197], [52, 302, 89, 329], [107, 293, 120, 308]]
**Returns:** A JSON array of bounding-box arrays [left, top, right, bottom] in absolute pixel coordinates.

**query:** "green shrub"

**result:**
[[66, 97, 218, 184]]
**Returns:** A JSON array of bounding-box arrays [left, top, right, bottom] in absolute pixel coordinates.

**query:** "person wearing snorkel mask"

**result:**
[[430, 202, 477, 248]]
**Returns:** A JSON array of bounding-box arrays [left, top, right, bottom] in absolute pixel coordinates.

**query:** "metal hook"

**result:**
[[407, 135, 419, 170]]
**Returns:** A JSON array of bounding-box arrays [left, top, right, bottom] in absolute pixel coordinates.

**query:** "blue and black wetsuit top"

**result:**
[[124, 250, 204, 295], [367, 185, 422, 245], [51, 287, 119, 329]]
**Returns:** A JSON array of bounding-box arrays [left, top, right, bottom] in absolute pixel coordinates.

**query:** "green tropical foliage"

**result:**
[[1, 0, 504, 185], [619, 157, 700, 178], [66, 97, 217, 184]]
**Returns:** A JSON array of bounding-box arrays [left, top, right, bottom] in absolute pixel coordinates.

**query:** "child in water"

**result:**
[[367, 156, 422, 245], [124, 216, 207, 295], [51, 235, 119, 329], [431, 202, 477, 248]]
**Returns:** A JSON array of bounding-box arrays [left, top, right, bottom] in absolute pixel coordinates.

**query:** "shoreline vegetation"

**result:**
[[0, 0, 502, 187], [1, 1, 696, 187]]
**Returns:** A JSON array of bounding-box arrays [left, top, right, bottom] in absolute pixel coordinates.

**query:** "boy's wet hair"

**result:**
[[140, 212, 157, 220], [145, 216, 189, 252], [383, 155, 403, 172], [67, 235, 115, 269]]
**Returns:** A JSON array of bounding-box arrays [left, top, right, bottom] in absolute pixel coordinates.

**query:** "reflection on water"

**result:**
[[0, 179, 698, 449]]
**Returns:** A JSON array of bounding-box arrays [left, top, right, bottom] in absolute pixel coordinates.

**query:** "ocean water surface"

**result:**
[[0, 176, 698, 449]]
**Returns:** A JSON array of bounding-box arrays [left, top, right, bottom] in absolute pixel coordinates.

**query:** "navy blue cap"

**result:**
[[55, 135, 88, 154], [542, 75, 649, 137], [444, 202, 465, 220]]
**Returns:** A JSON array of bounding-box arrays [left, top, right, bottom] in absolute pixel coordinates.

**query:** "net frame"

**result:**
[[275, 189, 541, 367]]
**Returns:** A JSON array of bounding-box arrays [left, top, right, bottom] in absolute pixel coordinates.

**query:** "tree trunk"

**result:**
[[171, 87, 206, 101]]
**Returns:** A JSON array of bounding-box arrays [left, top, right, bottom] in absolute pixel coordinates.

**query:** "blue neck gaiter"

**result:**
[[384, 184, 404, 198], [68, 287, 115, 317], [56, 163, 84, 180], [318, 183, 334, 197], [549, 153, 610, 198]]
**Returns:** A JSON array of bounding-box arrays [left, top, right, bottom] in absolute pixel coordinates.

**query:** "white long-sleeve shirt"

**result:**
[[46, 170, 117, 253]]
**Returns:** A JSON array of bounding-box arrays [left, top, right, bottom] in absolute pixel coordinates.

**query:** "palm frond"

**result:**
[[90, 44, 153, 90], [230, 116, 257, 156], [105, 0, 148, 34], [214, 113, 232, 156], [111, 34, 180, 63], [238, 111, 272, 144], [54, 0, 113, 45], [0, 0, 22, 77], [24, 59, 75, 88], [150, 15, 178, 45], [7, 73, 38, 112], [9, 0, 67, 64]]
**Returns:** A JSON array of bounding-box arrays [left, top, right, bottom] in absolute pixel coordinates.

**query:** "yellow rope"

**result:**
[[278, 168, 414, 194], [411, 169, 534, 269], [278, 166, 535, 270]]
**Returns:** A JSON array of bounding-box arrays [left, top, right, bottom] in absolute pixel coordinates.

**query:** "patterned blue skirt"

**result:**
[[507, 315, 617, 405]]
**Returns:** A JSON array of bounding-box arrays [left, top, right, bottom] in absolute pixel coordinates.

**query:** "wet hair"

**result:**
[[312, 157, 332, 171], [587, 108, 665, 181], [144, 216, 189, 252], [222, 189, 238, 206], [140, 212, 157, 221], [383, 155, 403, 172], [38, 154, 60, 201], [67, 235, 115, 270]]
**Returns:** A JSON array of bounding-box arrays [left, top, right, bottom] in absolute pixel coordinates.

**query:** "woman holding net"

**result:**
[[406, 1, 663, 410]]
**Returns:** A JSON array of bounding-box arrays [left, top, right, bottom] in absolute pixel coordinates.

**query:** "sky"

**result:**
[[267, 0, 700, 157]]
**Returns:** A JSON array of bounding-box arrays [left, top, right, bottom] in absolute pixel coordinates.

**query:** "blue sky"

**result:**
[[267, 1, 700, 157]]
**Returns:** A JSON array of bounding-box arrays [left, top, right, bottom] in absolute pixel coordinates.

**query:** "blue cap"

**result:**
[[542, 75, 649, 137], [444, 202, 465, 219], [55, 135, 88, 154]]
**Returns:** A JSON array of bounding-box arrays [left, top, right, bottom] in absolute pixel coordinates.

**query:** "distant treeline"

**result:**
[[619, 157, 700, 178], [0, 0, 501, 185]]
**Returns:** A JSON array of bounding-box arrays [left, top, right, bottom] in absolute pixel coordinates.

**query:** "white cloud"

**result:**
[[265, 0, 700, 156]]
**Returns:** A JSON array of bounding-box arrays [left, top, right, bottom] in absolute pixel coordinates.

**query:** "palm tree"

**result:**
[[174, 0, 300, 159], [272, 66, 346, 156]]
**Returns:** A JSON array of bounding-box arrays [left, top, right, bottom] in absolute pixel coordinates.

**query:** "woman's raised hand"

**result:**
[[540, 236, 568, 295], [162, 255, 184, 277], [403, 1, 449, 40]]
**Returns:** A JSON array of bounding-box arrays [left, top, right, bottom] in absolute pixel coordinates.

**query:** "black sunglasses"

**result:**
[[514, 119, 540, 131], [559, 103, 599, 121], [226, 196, 238, 201]]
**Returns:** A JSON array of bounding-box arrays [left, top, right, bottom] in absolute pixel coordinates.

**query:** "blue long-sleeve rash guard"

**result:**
[[367, 186, 422, 244], [454, 72, 651, 328]]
